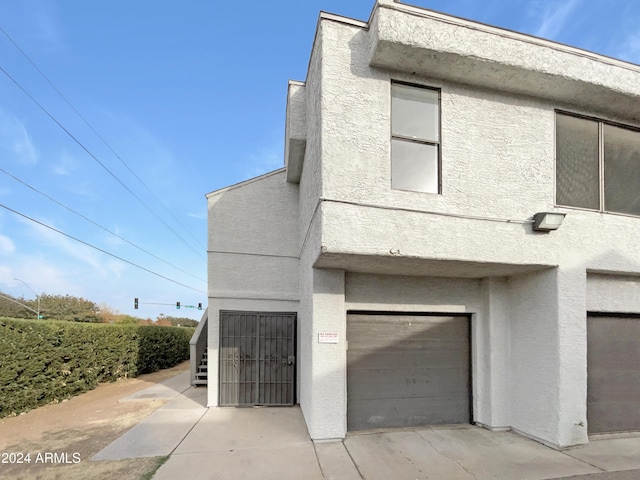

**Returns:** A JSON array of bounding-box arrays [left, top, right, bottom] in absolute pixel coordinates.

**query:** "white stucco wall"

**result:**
[[304, 268, 346, 440], [206, 3, 640, 446], [345, 273, 482, 312], [296, 11, 640, 448], [285, 81, 306, 183], [370, 0, 640, 122], [478, 277, 511, 430], [507, 266, 589, 449], [206, 170, 300, 408], [587, 273, 640, 313], [314, 15, 640, 279], [508, 268, 562, 446], [320, 16, 553, 220]]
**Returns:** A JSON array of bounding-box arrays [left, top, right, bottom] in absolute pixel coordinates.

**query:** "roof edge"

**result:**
[[205, 168, 286, 198], [384, 0, 640, 71]]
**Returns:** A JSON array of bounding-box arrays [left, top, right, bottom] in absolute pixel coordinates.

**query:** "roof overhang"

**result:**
[[315, 251, 554, 278], [369, 0, 640, 122], [284, 80, 306, 183]]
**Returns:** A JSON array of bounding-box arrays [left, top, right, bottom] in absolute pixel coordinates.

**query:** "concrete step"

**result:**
[[193, 350, 208, 386]]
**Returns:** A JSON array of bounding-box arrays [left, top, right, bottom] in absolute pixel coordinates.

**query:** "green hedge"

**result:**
[[0, 318, 195, 418]]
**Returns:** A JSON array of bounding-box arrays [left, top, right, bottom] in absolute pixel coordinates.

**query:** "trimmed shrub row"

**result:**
[[0, 318, 195, 418]]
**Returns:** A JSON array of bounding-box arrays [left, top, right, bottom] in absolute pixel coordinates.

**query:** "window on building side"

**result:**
[[556, 111, 640, 216], [391, 82, 440, 193]]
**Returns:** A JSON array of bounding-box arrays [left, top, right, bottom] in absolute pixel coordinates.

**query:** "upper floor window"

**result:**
[[556, 111, 640, 216], [391, 82, 441, 193]]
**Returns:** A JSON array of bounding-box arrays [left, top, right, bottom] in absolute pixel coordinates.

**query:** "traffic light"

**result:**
[[176, 301, 180, 309], [198, 302, 202, 310], [134, 298, 138, 309]]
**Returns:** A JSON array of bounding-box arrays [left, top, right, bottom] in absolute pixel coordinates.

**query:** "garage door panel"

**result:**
[[348, 397, 470, 430], [588, 370, 640, 402], [348, 315, 469, 346], [348, 347, 469, 369], [587, 403, 640, 434], [348, 367, 470, 399], [347, 314, 470, 431], [587, 315, 640, 434]]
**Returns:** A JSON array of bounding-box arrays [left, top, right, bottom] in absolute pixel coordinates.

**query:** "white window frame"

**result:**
[[391, 81, 442, 194], [555, 110, 640, 218]]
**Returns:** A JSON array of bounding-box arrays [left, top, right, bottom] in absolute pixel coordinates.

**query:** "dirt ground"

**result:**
[[0, 361, 190, 480]]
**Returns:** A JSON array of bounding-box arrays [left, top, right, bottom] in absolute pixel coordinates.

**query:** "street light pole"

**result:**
[[14, 278, 40, 319]]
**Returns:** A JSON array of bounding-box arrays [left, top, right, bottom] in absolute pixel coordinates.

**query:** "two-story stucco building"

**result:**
[[199, 0, 640, 449]]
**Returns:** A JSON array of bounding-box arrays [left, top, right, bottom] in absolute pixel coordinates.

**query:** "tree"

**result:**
[[0, 292, 34, 319], [37, 294, 101, 322], [160, 316, 199, 327]]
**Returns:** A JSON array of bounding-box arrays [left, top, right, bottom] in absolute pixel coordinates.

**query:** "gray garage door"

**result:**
[[587, 314, 640, 434], [347, 313, 471, 431]]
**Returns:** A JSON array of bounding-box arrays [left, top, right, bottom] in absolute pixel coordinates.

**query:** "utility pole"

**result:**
[[13, 278, 40, 319]]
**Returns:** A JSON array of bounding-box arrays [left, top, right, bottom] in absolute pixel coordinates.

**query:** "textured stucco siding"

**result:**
[[206, 170, 300, 408], [508, 268, 564, 447], [297, 15, 640, 447], [345, 273, 482, 312], [316, 16, 640, 284], [321, 19, 554, 220], [207, 170, 299, 300], [204, 6, 640, 446], [298, 21, 324, 248], [320, 200, 556, 270], [478, 277, 511, 429], [370, 1, 640, 122], [296, 31, 324, 428], [556, 266, 588, 447], [285, 81, 306, 183], [208, 170, 298, 257], [208, 253, 298, 301], [587, 274, 640, 313]]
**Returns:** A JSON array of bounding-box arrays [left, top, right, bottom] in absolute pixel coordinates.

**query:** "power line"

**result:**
[[0, 64, 206, 260], [0, 202, 206, 295], [0, 167, 206, 284], [0, 24, 206, 252]]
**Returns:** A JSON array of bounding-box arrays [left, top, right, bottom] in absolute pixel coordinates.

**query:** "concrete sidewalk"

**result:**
[[92, 372, 640, 480]]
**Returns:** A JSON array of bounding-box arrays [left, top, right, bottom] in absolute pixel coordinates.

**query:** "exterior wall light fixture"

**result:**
[[532, 212, 566, 232]]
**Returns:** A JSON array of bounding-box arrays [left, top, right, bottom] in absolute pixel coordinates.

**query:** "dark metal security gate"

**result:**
[[219, 311, 296, 406]]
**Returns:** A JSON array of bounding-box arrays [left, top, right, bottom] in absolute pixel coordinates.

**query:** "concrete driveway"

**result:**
[[92, 373, 640, 480]]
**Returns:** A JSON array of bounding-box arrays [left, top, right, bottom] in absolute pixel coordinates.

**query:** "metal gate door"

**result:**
[[219, 311, 296, 406]]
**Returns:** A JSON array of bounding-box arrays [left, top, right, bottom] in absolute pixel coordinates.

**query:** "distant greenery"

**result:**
[[0, 317, 195, 418], [0, 292, 99, 322], [161, 316, 200, 328], [39, 293, 101, 322], [0, 292, 35, 319], [0, 291, 201, 326]]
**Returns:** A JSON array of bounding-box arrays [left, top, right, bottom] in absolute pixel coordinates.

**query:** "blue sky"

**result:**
[[1, 0, 639, 321]]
